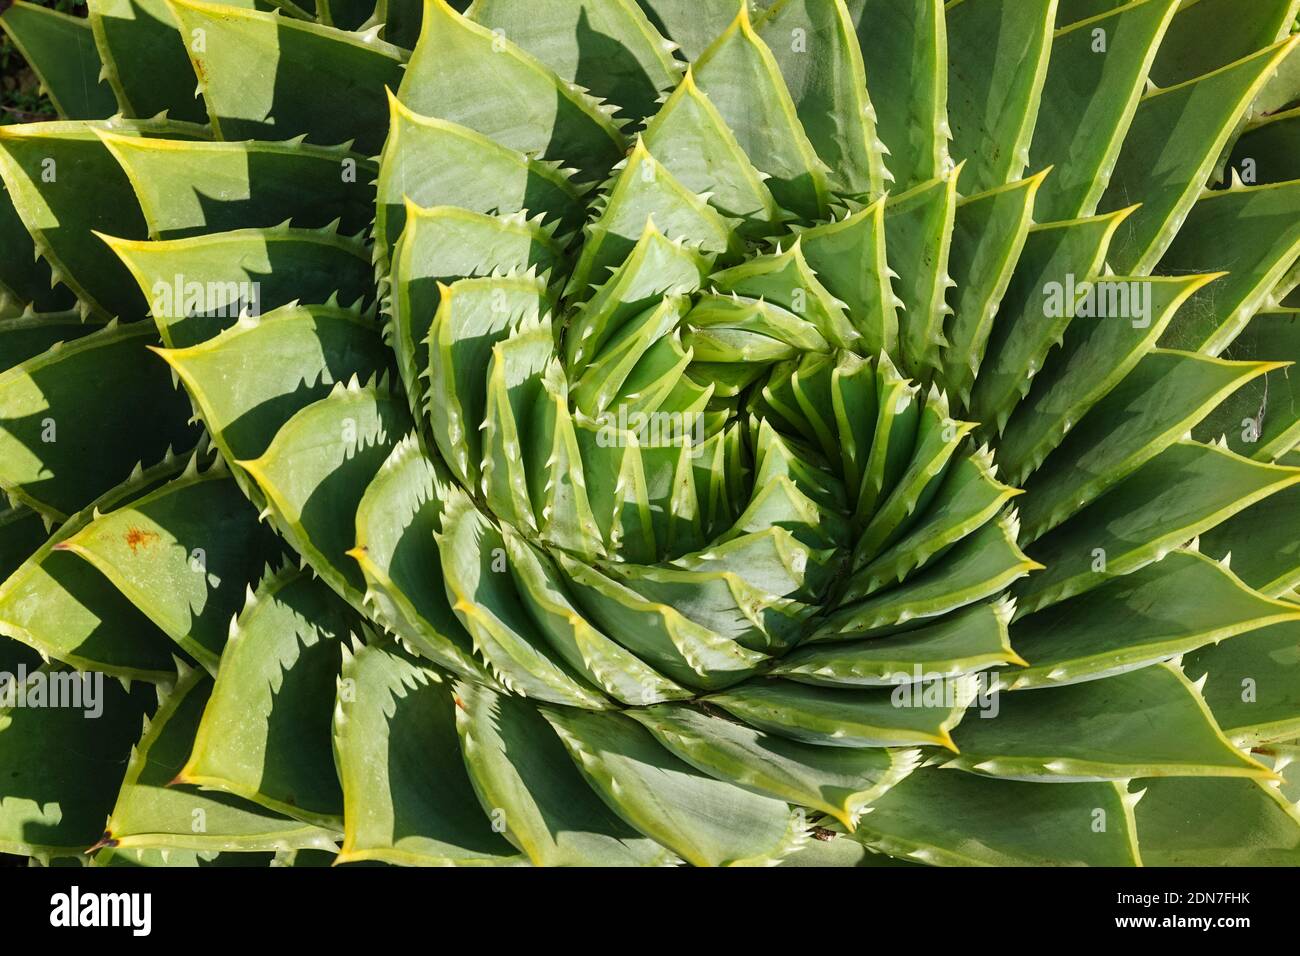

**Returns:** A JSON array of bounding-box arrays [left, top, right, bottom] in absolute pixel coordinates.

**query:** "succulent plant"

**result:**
[[1, 0, 1299, 868]]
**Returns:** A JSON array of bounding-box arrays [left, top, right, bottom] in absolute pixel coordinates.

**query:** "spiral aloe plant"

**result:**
[[1, 0, 1299, 867]]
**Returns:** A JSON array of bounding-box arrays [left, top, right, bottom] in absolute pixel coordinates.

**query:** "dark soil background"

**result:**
[[1, 0, 71, 125]]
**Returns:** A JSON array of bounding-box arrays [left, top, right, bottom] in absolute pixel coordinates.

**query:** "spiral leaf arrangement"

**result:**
[[1, 0, 1299, 866]]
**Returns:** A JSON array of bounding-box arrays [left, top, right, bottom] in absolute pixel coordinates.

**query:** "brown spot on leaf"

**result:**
[[125, 527, 160, 553]]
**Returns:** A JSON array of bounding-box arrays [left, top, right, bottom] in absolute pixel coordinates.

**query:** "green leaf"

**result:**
[[789, 197, 897, 355], [852, 766, 1142, 866], [155, 305, 390, 468], [606, 557, 811, 655], [849, 354, 917, 529], [568, 417, 651, 556], [501, 528, 692, 704], [1018, 349, 1278, 541], [852, 387, 974, 567], [99, 132, 377, 240], [55, 464, 279, 673], [240, 381, 411, 607], [0, 1, 117, 120], [1195, 310, 1300, 461], [0, 120, 206, 320], [0, 452, 193, 681], [969, 207, 1132, 435], [1277, 264, 1300, 309], [727, 413, 849, 549], [1029, 0, 1179, 221], [692, 3, 830, 218], [1101, 37, 1298, 275], [760, 372, 845, 500], [566, 138, 735, 300], [104, 665, 339, 853], [707, 677, 972, 750], [0, 180, 75, 313], [556, 549, 769, 691], [632, 0, 747, 61], [423, 275, 552, 491], [388, 208, 563, 430], [0, 503, 46, 582], [107, 227, 375, 347], [1157, 179, 1300, 355], [542, 705, 802, 867], [520, 366, 612, 559], [755, 0, 888, 196], [437, 489, 610, 709], [947, 662, 1274, 780], [178, 567, 348, 828], [843, 0, 950, 189], [333, 642, 523, 866], [399, 0, 625, 183], [710, 242, 859, 350], [0, 665, 157, 857], [565, 220, 709, 367], [0, 310, 105, 373], [456, 683, 675, 865], [882, 170, 959, 377], [351, 435, 494, 683], [775, 599, 1021, 687], [941, 171, 1044, 408], [319, 0, 374, 30], [1019, 441, 1300, 613], [824, 511, 1040, 634], [630, 703, 919, 829], [849, 449, 1022, 596], [779, 833, 906, 866], [996, 274, 1218, 485], [1050, 0, 1129, 27], [1009, 549, 1300, 687], [641, 67, 785, 238], [1252, 34, 1300, 116], [168, 0, 406, 153], [826, 350, 879, 496], [945, 0, 1055, 194], [467, 0, 682, 122], [1227, 107, 1300, 186], [376, 94, 588, 264], [0, 320, 197, 519], [478, 315, 555, 531], [91, 846, 275, 866], [670, 525, 833, 604], [1148, 0, 1300, 87], [88, 0, 249, 124], [1198, 453, 1300, 597], [1133, 776, 1300, 866], [684, 294, 822, 361], [1184, 617, 1300, 745]]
